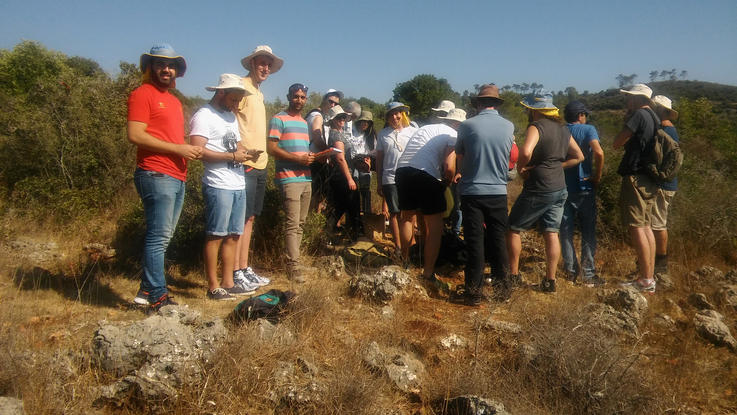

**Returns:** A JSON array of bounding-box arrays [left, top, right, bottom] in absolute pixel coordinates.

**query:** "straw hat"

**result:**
[[241, 45, 284, 73], [357, 110, 373, 122], [205, 73, 246, 91], [652, 95, 679, 120], [437, 108, 467, 123], [325, 105, 350, 122]]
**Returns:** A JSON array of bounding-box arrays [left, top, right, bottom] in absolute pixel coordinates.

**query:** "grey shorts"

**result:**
[[244, 167, 267, 218]]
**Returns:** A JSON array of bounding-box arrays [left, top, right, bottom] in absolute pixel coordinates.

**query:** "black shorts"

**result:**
[[395, 167, 446, 215], [244, 167, 267, 218]]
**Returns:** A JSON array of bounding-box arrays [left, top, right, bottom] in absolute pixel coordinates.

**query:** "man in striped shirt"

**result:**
[[267, 83, 315, 283]]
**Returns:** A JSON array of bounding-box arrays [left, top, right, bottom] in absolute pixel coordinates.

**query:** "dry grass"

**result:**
[[1, 208, 736, 414]]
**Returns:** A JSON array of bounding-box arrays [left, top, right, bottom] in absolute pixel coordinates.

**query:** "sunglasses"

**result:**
[[328, 100, 339, 106], [288, 83, 308, 95]]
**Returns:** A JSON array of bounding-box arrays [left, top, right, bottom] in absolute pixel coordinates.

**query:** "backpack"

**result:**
[[228, 289, 296, 324], [644, 109, 683, 183]]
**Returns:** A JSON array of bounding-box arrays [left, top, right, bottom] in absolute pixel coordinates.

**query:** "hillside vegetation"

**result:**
[[1, 41, 736, 414]]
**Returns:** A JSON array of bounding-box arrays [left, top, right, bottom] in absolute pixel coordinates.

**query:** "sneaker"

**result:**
[[621, 278, 656, 293], [227, 283, 256, 296], [509, 274, 524, 288], [207, 287, 237, 301], [540, 278, 556, 293], [133, 289, 150, 305], [245, 267, 270, 286], [582, 275, 606, 288], [563, 271, 578, 283], [233, 270, 260, 292], [149, 293, 178, 311]]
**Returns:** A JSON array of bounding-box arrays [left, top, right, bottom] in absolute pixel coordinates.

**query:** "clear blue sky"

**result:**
[[2, 0, 736, 103]]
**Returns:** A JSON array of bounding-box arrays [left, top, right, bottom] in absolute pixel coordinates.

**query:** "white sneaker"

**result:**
[[245, 267, 270, 286], [233, 270, 260, 292], [133, 289, 150, 305]]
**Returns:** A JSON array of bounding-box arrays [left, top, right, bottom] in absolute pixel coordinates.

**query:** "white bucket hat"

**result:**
[[431, 100, 456, 113], [241, 45, 284, 73], [437, 108, 467, 123], [652, 95, 679, 119], [620, 83, 653, 98], [205, 73, 246, 91]]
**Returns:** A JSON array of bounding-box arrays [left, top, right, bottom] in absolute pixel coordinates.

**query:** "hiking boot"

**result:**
[[621, 278, 656, 293], [133, 289, 150, 305], [207, 287, 237, 301], [149, 293, 178, 312], [540, 278, 556, 293], [245, 267, 270, 286], [582, 275, 606, 288]]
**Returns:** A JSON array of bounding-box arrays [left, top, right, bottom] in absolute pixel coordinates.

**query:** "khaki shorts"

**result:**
[[651, 189, 676, 230], [620, 174, 658, 228]]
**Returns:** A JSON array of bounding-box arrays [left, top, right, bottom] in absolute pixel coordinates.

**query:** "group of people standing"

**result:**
[[126, 41, 679, 311]]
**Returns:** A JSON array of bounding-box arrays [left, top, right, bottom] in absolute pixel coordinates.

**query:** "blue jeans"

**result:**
[[509, 188, 568, 232], [559, 191, 597, 279], [134, 168, 185, 302], [203, 184, 246, 236]]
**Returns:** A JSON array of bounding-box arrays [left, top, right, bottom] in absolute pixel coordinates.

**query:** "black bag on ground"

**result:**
[[645, 109, 683, 183], [229, 289, 296, 324]]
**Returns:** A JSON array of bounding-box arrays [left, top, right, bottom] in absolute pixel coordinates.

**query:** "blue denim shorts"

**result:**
[[203, 184, 246, 236], [509, 188, 568, 232]]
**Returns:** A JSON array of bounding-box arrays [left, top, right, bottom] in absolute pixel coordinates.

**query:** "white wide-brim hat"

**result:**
[[652, 95, 679, 119], [437, 108, 467, 123], [431, 100, 456, 113], [205, 73, 246, 91], [241, 45, 284, 73], [620, 83, 653, 99], [325, 105, 349, 122]]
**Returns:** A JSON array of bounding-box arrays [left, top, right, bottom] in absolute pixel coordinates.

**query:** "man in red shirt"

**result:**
[[127, 44, 202, 311]]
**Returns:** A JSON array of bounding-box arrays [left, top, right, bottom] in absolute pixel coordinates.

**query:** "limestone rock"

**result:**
[[255, 319, 295, 344], [483, 319, 522, 335], [269, 361, 324, 408], [349, 266, 411, 303], [599, 287, 648, 324], [0, 397, 25, 415], [725, 269, 737, 284], [693, 310, 737, 352], [689, 266, 724, 285], [92, 305, 227, 403], [584, 303, 641, 337], [440, 334, 468, 350], [363, 341, 425, 394], [688, 293, 714, 310], [445, 395, 509, 415], [653, 313, 677, 331]]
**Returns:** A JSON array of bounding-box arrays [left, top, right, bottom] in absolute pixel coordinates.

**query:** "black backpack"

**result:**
[[229, 289, 295, 324], [645, 109, 683, 183]]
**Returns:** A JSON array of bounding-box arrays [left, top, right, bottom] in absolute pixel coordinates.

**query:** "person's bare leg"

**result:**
[[507, 230, 522, 275], [543, 231, 561, 280], [422, 213, 444, 278], [630, 226, 655, 280], [234, 216, 255, 271], [220, 235, 238, 288], [204, 236, 224, 291], [399, 210, 416, 261], [389, 212, 402, 252]]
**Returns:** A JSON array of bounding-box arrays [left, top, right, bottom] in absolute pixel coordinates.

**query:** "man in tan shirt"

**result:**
[[233, 45, 283, 288]]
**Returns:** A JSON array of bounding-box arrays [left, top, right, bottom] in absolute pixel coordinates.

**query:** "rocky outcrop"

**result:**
[[584, 287, 649, 337], [313, 255, 346, 279], [268, 359, 324, 408], [693, 310, 737, 352], [688, 293, 714, 310], [483, 319, 522, 335], [349, 266, 412, 303], [92, 305, 226, 404], [363, 341, 425, 394]]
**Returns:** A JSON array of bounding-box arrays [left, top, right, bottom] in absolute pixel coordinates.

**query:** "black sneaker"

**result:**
[[540, 278, 556, 293], [207, 287, 237, 301], [149, 293, 178, 312], [563, 271, 578, 283], [582, 275, 606, 287]]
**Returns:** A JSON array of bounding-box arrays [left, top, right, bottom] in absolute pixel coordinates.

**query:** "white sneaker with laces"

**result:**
[[245, 267, 270, 286], [233, 270, 260, 292]]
